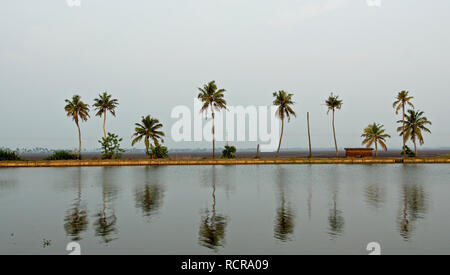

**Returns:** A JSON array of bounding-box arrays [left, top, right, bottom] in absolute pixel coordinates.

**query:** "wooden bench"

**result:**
[[344, 148, 374, 158]]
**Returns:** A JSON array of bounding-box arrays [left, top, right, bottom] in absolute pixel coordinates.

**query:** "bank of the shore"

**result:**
[[1, 157, 450, 168], [16, 149, 450, 160]]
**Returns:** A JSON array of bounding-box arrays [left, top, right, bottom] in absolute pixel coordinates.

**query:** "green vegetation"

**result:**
[[361, 123, 391, 157], [93, 92, 119, 138], [273, 90, 296, 158], [401, 145, 416, 157], [64, 95, 90, 157], [197, 80, 227, 159], [149, 144, 168, 159], [131, 115, 165, 157], [325, 93, 343, 158], [397, 110, 432, 157], [0, 148, 23, 161], [98, 132, 125, 159], [221, 145, 236, 159], [42, 239, 51, 247], [44, 151, 79, 160]]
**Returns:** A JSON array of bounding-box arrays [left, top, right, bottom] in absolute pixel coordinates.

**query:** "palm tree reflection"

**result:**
[[64, 168, 88, 241], [327, 184, 344, 239], [94, 168, 119, 244], [0, 178, 16, 197], [274, 167, 295, 242], [135, 167, 164, 220], [364, 182, 386, 210], [199, 167, 227, 251], [397, 183, 428, 241]]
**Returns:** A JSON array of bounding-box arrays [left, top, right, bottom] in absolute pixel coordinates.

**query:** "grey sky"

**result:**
[[1, 0, 449, 151]]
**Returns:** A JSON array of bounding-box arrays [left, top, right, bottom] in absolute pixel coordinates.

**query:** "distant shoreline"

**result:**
[[1, 157, 449, 168]]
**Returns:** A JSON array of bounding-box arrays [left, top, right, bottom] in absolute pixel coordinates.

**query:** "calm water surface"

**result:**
[[0, 165, 449, 255]]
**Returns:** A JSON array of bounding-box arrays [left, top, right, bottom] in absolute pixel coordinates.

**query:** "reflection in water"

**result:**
[[199, 167, 227, 251], [274, 167, 295, 242], [364, 182, 386, 210], [135, 167, 165, 220], [327, 183, 344, 239], [0, 179, 16, 191], [64, 168, 88, 241], [305, 166, 313, 221], [396, 166, 429, 241], [94, 168, 119, 244], [397, 183, 428, 241]]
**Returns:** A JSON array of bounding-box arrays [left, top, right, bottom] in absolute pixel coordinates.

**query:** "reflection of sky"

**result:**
[[1, 1, 450, 150]]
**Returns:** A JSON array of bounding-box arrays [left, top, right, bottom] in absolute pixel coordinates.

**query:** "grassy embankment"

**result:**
[[1, 157, 450, 168]]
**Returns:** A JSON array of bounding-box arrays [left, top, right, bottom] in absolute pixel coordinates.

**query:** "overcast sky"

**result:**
[[1, 0, 449, 151]]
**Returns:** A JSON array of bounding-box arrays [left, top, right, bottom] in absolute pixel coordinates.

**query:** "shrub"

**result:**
[[0, 148, 23, 161], [98, 133, 125, 159], [401, 145, 415, 157], [149, 144, 168, 159], [221, 145, 236, 159], [44, 151, 79, 160]]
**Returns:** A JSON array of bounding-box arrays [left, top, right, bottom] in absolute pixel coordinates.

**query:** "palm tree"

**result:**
[[273, 91, 296, 158], [361, 123, 391, 157], [93, 92, 119, 138], [325, 93, 343, 157], [197, 81, 227, 159], [393, 91, 414, 158], [64, 95, 90, 157], [397, 110, 432, 157], [131, 115, 165, 157]]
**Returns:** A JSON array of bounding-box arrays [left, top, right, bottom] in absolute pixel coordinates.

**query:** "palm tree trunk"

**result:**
[[413, 138, 418, 157], [211, 106, 215, 159], [332, 109, 338, 158], [276, 118, 284, 158], [375, 141, 378, 157], [256, 144, 260, 159], [402, 104, 406, 159], [145, 138, 149, 157], [103, 112, 107, 139], [307, 112, 312, 158], [76, 121, 82, 158]]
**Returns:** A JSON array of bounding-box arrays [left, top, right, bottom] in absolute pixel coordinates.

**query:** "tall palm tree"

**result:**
[[393, 91, 414, 158], [131, 115, 165, 157], [397, 110, 432, 157], [361, 123, 391, 157], [93, 92, 119, 138], [64, 95, 90, 157], [325, 93, 343, 157], [197, 81, 227, 159], [273, 90, 296, 158]]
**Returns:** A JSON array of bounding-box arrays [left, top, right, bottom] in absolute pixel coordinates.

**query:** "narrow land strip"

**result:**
[[1, 157, 450, 168]]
